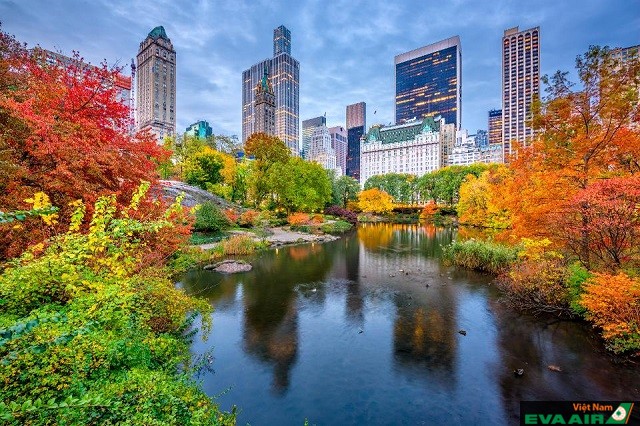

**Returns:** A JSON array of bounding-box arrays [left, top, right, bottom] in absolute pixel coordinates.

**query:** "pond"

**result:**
[[179, 223, 640, 425]]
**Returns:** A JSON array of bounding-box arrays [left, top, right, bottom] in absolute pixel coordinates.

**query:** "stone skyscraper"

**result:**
[[395, 36, 461, 129], [242, 25, 300, 155], [345, 102, 366, 182], [254, 70, 276, 136], [135, 26, 176, 142], [302, 116, 326, 159], [501, 26, 540, 159]]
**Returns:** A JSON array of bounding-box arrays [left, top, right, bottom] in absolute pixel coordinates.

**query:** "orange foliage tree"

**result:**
[[580, 272, 640, 354], [0, 29, 171, 259], [358, 188, 394, 214]]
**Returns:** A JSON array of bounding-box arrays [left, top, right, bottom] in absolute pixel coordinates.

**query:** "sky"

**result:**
[[1, 0, 638, 140]]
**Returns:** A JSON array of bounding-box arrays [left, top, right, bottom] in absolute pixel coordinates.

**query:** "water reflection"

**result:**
[[182, 224, 640, 426]]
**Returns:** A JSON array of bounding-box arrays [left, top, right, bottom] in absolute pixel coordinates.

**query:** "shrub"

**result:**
[[221, 234, 258, 255], [580, 272, 640, 355], [419, 201, 438, 220], [194, 201, 230, 232], [321, 220, 353, 234], [443, 239, 519, 274], [238, 209, 260, 227], [566, 263, 591, 316], [310, 214, 324, 224], [222, 208, 240, 224], [324, 205, 358, 225], [288, 212, 310, 226]]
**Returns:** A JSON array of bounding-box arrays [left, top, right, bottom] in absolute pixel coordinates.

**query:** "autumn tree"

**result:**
[[458, 165, 512, 228], [417, 164, 490, 205], [358, 188, 394, 214], [0, 29, 169, 259], [364, 173, 417, 204]]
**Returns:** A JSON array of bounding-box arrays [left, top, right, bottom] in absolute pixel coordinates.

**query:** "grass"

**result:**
[[188, 231, 225, 245], [320, 220, 353, 234], [443, 239, 519, 274]]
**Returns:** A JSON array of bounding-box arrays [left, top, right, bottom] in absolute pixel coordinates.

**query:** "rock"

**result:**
[[458, 330, 467, 336], [547, 365, 562, 372], [204, 260, 252, 274], [514, 368, 525, 377]]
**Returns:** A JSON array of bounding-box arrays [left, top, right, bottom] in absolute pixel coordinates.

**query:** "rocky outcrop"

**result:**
[[204, 260, 252, 273], [159, 180, 241, 211]]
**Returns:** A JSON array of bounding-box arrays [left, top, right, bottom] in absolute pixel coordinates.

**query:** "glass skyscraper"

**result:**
[[302, 116, 326, 159], [395, 36, 461, 129], [242, 25, 300, 155], [345, 102, 366, 183]]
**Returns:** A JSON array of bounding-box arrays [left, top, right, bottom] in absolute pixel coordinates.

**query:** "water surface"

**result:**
[[180, 224, 640, 425]]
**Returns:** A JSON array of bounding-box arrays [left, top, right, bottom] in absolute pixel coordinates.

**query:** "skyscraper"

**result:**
[[242, 25, 300, 155], [395, 36, 461, 129], [488, 109, 503, 146], [136, 26, 176, 142], [308, 125, 338, 174], [185, 120, 213, 139], [302, 116, 326, 158], [254, 70, 276, 136], [329, 126, 348, 175], [345, 102, 366, 182], [501, 26, 540, 159]]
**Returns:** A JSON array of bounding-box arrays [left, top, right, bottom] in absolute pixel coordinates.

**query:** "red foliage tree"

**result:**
[[0, 29, 172, 259]]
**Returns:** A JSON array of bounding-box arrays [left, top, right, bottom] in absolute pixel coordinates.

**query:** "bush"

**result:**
[[566, 263, 591, 316], [238, 209, 260, 227], [221, 234, 259, 255], [443, 239, 519, 274], [194, 201, 230, 232], [419, 201, 438, 220], [580, 272, 640, 355], [321, 220, 353, 234], [310, 214, 324, 224], [288, 212, 310, 226], [324, 205, 358, 225]]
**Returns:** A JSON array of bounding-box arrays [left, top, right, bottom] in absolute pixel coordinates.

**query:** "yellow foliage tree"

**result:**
[[358, 188, 394, 214], [458, 165, 511, 229]]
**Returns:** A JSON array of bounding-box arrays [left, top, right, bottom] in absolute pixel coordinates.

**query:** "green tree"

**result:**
[[267, 157, 332, 212], [245, 133, 291, 207], [332, 175, 360, 207], [183, 146, 224, 190], [364, 173, 417, 204]]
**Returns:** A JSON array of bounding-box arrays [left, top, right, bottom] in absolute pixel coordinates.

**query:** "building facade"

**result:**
[[360, 117, 443, 186], [502, 26, 540, 159], [329, 126, 348, 176], [302, 116, 326, 159], [136, 26, 176, 142], [185, 120, 213, 139], [254, 70, 276, 136], [395, 36, 462, 129], [488, 109, 503, 146], [345, 102, 366, 182], [242, 25, 300, 155], [308, 125, 338, 174]]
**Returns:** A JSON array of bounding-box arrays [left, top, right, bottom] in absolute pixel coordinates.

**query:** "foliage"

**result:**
[[417, 164, 491, 205], [183, 146, 224, 191], [580, 272, 640, 355], [364, 173, 417, 204], [288, 213, 310, 226], [193, 202, 231, 233], [357, 189, 394, 214], [418, 201, 438, 221], [267, 157, 332, 213], [320, 220, 353, 235], [220, 235, 261, 256], [331, 175, 360, 208], [188, 232, 225, 246], [443, 239, 519, 275], [559, 176, 640, 272], [245, 133, 291, 207], [238, 209, 260, 228], [0, 191, 235, 425], [0, 30, 169, 260], [566, 263, 591, 317], [457, 166, 512, 228], [324, 206, 358, 225]]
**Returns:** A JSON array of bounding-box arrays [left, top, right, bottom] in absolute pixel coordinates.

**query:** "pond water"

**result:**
[[179, 224, 640, 425]]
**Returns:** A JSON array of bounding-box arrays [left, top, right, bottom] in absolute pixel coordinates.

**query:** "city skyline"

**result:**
[[2, 0, 637, 139]]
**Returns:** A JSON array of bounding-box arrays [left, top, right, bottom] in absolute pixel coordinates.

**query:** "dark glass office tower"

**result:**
[[345, 102, 366, 182], [395, 36, 461, 129]]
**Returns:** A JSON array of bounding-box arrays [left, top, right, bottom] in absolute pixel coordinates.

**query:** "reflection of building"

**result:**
[[254, 70, 276, 136], [502, 26, 540, 159], [346, 102, 366, 182], [360, 117, 446, 184], [302, 116, 326, 159], [136, 26, 177, 142], [395, 36, 461, 129], [242, 25, 300, 155], [185, 120, 212, 139]]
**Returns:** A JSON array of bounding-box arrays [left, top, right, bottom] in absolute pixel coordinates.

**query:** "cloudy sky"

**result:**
[[1, 0, 638, 139]]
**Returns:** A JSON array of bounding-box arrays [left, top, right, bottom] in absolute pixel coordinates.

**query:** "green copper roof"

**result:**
[[365, 117, 440, 144], [260, 69, 273, 93], [148, 26, 169, 40]]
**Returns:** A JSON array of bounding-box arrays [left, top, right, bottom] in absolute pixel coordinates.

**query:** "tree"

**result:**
[[266, 157, 332, 212], [0, 29, 169, 259], [245, 132, 290, 207], [358, 188, 394, 214], [183, 146, 224, 190], [458, 165, 511, 228], [364, 173, 417, 204], [417, 164, 490, 205], [332, 175, 360, 208]]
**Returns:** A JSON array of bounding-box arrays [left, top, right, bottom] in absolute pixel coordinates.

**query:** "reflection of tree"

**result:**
[[358, 223, 394, 251], [393, 297, 457, 377]]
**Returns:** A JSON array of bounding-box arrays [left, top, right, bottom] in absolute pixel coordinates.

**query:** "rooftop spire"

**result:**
[[148, 26, 169, 40]]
